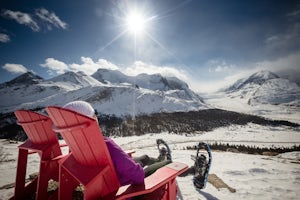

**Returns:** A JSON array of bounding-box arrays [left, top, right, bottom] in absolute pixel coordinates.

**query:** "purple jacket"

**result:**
[[105, 137, 145, 186]]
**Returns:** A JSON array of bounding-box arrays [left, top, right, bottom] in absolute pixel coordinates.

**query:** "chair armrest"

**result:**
[[115, 162, 188, 199]]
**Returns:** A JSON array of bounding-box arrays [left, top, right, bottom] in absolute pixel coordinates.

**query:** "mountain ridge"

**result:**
[[1, 69, 299, 120], [0, 70, 207, 116], [224, 70, 280, 92]]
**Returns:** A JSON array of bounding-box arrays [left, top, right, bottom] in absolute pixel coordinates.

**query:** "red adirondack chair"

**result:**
[[11, 110, 65, 200], [46, 106, 188, 200]]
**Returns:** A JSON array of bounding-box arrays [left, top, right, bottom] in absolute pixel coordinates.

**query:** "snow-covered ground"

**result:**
[[1, 124, 300, 200]]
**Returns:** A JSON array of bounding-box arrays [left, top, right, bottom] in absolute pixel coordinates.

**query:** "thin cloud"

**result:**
[[70, 57, 119, 75], [264, 7, 300, 57], [215, 65, 233, 72], [286, 9, 300, 18], [2, 9, 40, 32], [0, 33, 10, 43], [40, 58, 69, 74], [124, 61, 189, 81], [96, 59, 120, 70], [2, 63, 28, 74], [41, 57, 119, 75], [1, 8, 68, 33], [264, 24, 300, 53], [35, 8, 68, 30], [206, 60, 236, 73]]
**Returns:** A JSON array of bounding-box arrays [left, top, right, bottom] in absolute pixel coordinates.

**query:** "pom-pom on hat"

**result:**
[[63, 101, 95, 118]]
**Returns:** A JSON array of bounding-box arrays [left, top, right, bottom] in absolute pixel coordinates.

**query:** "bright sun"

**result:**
[[126, 11, 146, 35]]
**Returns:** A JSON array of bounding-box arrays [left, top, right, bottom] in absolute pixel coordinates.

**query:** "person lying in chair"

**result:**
[[63, 101, 174, 186]]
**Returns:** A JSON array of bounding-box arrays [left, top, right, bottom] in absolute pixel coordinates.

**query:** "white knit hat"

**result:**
[[63, 101, 95, 118]]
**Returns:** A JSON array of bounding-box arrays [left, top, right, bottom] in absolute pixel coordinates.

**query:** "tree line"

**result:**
[[0, 108, 299, 140]]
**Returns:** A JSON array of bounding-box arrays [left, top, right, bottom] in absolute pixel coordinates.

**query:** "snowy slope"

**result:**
[[248, 78, 300, 106], [0, 81, 72, 113], [206, 70, 300, 123], [92, 69, 190, 92], [0, 71, 207, 116], [1, 123, 300, 199], [48, 71, 102, 89]]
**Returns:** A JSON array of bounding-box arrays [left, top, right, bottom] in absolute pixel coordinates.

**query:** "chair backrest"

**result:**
[[46, 106, 115, 167], [47, 106, 121, 198], [15, 110, 59, 145]]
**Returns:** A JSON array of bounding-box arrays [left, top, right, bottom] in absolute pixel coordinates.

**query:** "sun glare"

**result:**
[[126, 11, 146, 34]]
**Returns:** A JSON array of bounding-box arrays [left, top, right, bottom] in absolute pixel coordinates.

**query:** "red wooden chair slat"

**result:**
[[11, 110, 64, 200]]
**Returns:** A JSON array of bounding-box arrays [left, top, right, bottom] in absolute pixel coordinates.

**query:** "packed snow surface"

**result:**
[[1, 123, 300, 200]]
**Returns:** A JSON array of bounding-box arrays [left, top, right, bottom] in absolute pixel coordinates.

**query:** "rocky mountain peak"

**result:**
[[1, 72, 43, 88]]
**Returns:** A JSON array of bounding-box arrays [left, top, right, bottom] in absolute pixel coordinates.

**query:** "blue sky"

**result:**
[[1, 0, 300, 92]]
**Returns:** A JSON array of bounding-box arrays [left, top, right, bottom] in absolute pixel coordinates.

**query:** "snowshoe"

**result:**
[[156, 139, 172, 161], [191, 142, 212, 189]]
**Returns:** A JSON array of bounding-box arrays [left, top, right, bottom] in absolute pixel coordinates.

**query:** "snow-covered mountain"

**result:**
[[92, 68, 189, 91], [223, 70, 300, 107], [225, 70, 280, 92], [0, 70, 207, 116], [205, 70, 300, 123], [0, 72, 43, 87]]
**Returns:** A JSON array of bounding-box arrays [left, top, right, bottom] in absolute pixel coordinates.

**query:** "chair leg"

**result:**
[[14, 148, 29, 200], [35, 161, 52, 200], [165, 179, 177, 200], [49, 160, 60, 181], [59, 167, 77, 200], [36, 160, 59, 200]]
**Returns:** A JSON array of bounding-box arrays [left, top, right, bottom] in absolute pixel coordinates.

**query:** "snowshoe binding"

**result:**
[[156, 139, 172, 161], [191, 142, 212, 189]]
